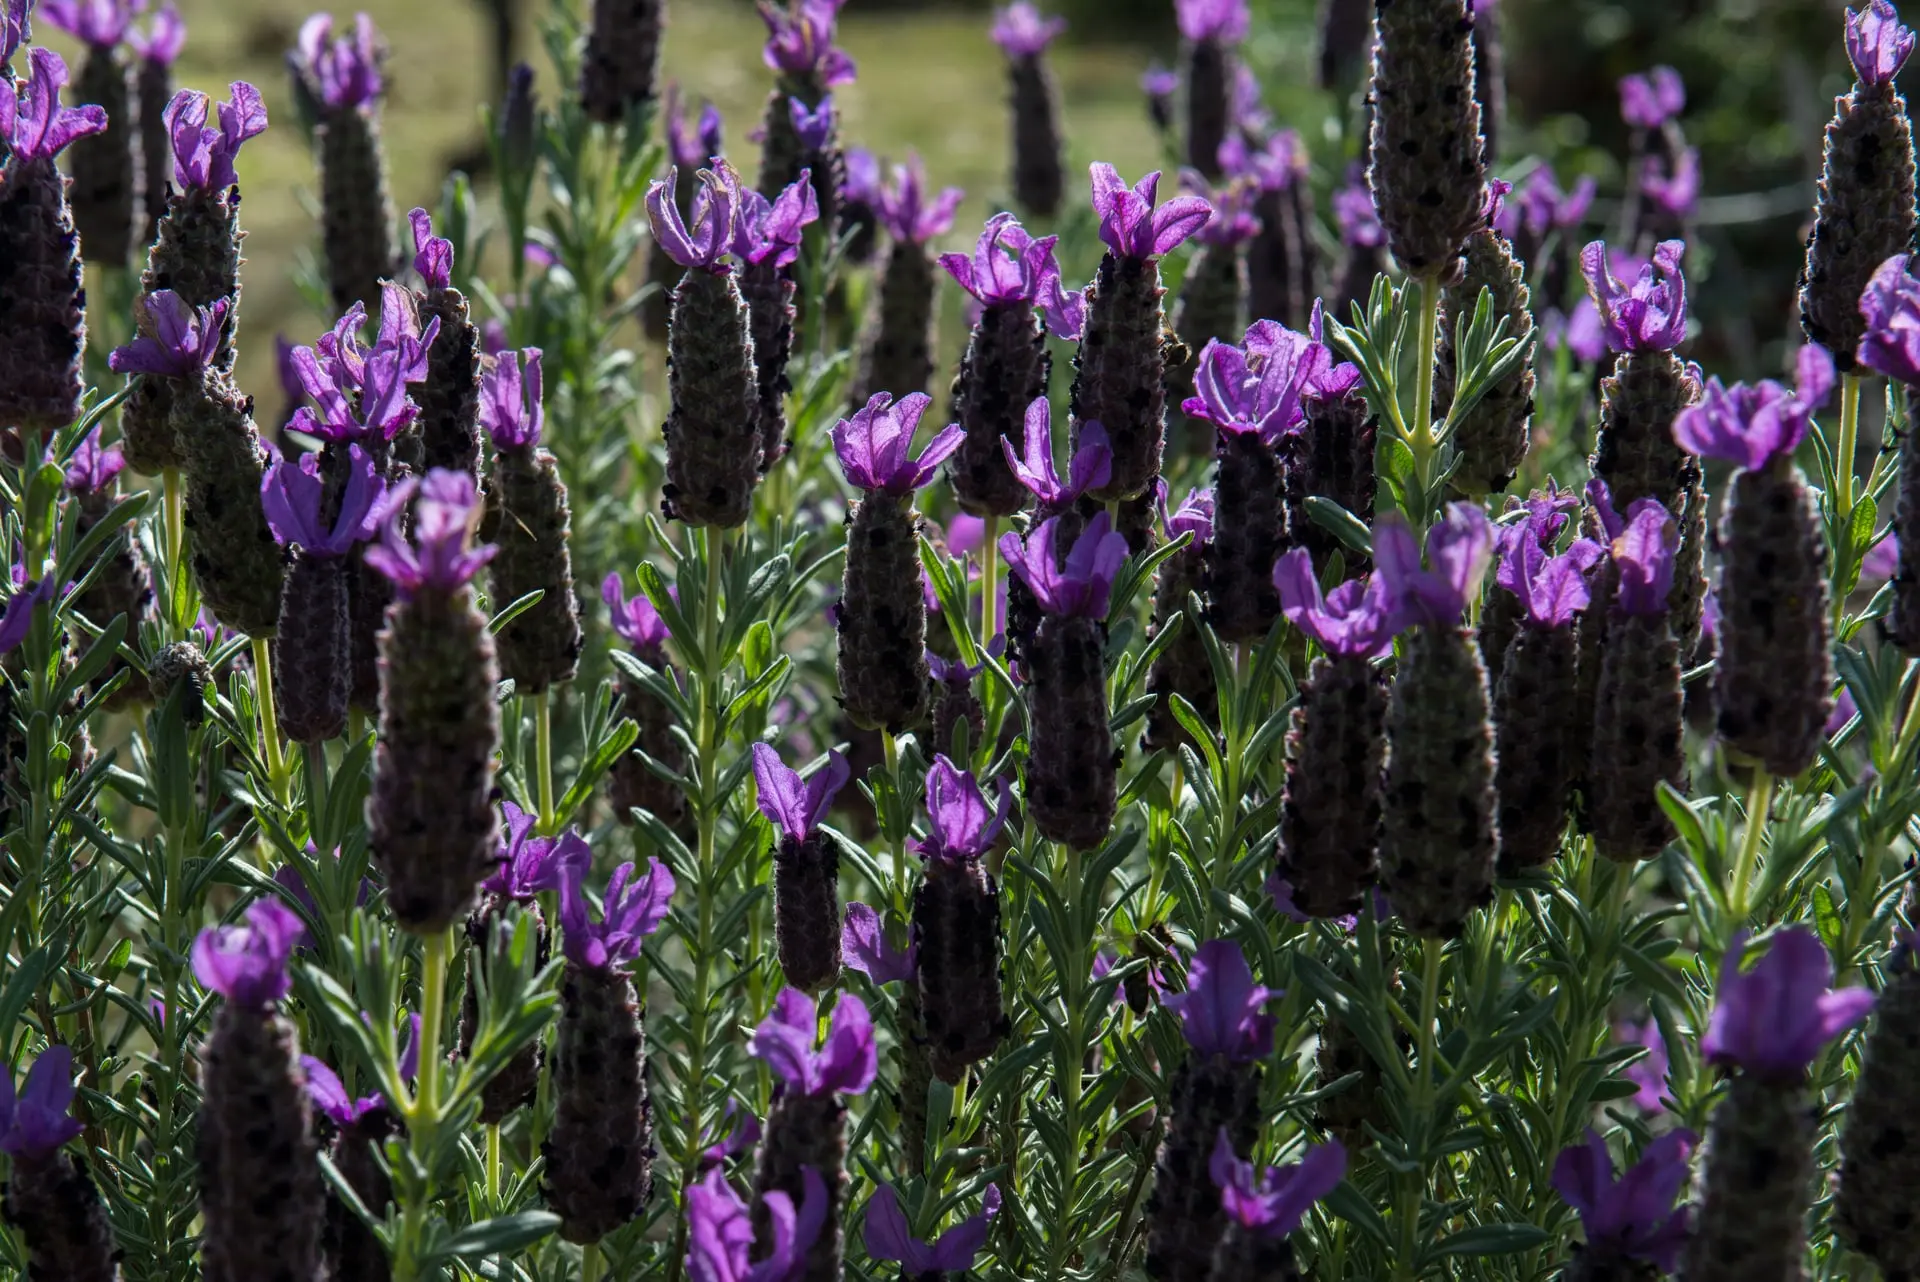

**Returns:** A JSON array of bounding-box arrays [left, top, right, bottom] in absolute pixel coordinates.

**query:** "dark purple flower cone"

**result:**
[[0, 158, 89, 433], [896, 982, 934, 1176], [854, 241, 938, 407], [836, 492, 931, 733], [1591, 350, 1697, 511], [1566, 553, 1615, 833], [1183, 37, 1233, 181], [347, 553, 393, 715], [1210, 1227, 1300, 1282], [740, 256, 797, 472], [1491, 624, 1579, 874], [482, 444, 583, 694], [1838, 957, 1920, 1277], [1026, 611, 1117, 850], [644, 235, 679, 343], [775, 832, 843, 993], [1294, 385, 1378, 576], [1714, 459, 1833, 777], [610, 666, 692, 836], [2, 1151, 121, 1282], [1009, 52, 1065, 218], [912, 856, 1007, 1083], [579, 0, 664, 124], [662, 266, 761, 527], [75, 486, 156, 712], [1590, 612, 1684, 863], [931, 671, 988, 760], [949, 302, 1051, 517], [274, 550, 350, 744], [1278, 652, 1387, 917], [1683, 1076, 1815, 1282], [545, 962, 653, 1245], [1249, 183, 1319, 333], [1207, 431, 1286, 643], [1366, 0, 1487, 282], [318, 105, 398, 316], [1472, 0, 1506, 166], [753, 1092, 847, 1282], [368, 585, 500, 934], [177, 375, 287, 637], [1144, 538, 1219, 755], [1434, 227, 1534, 497], [1145, 1054, 1261, 1282], [1382, 626, 1498, 938], [197, 1006, 324, 1282], [1559, 1252, 1665, 1282], [1477, 581, 1522, 693], [417, 283, 483, 480], [1072, 251, 1175, 503], [1317, 0, 1374, 89], [120, 372, 185, 476], [143, 186, 243, 355], [1316, 1007, 1402, 1149], [459, 897, 548, 1124], [1896, 412, 1920, 654], [1670, 467, 1710, 658], [68, 46, 140, 268], [322, 1113, 394, 1282], [137, 59, 172, 250], [1801, 79, 1918, 369]]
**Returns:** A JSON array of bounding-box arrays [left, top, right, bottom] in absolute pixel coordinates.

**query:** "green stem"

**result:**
[[1836, 373, 1862, 520], [582, 1242, 604, 1282], [883, 730, 905, 906], [1408, 275, 1444, 520], [486, 1122, 502, 1207], [1395, 939, 1445, 1282], [982, 515, 1000, 644], [397, 929, 451, 1282], [1728, 769, 1776, 923], [163, 467, 185, 630], [250, 637, 289, 806], [534, 689, 556, 834]]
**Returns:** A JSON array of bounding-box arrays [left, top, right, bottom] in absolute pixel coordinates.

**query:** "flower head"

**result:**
[[1001, 399, 1111, 505], [1618, 66, 1685, 129], [603, 573, 673, 653], [2, 47, 110, 162], [364, 469, 498, 596], [478, 347, 545, 450], [1091, 163, 1213, 260], [1210, 1130, 1347, 1239], [1609, 499, 1678, 617], [0, 565, 51, 658], [759, 0, 856, 87], [1614, 1017, 1670, 1112], [545, 834, 676, 971], [1581, 240, 1689, 353], [1163, 485, 1215, 545], [1641, 149, 1700, 221], [1000, 510, 1129, 618], [1859, 254, 1920, 382], [64, 426, 125, 495], [842, 902, 916, 985], [1218, 128, 1305, 194], [1175, 0, 1250, 42], [1674, 343, 1833, 470], [1495, 513, 1604, 628], [843, 146, 882, 208], [294, 11, 382, 109], [1545, 300, 1609, 365], [992, 1, 1066, 56], [1849, 0, 1916, 84], [1184, 324, 1332, 443], [165, 82, 268, 191], [1552, 1130, 1694, 1271], [648, 162, 749, 274], [285, 287, 438, 443], [191, 899, 304, 1009], [787, 95, 834, 152], [0, 1047, 84, 1161], [480, 799, 586, 899], [686, 1163, 828, 1282], [1333, 169, 1384, 249], [877, 153, 964, 246], [1274, 552, 1402, 658], [301, 1055, 383, 1129], [108, 292, 228, 378], [408, 207, 453, 290], [1702, 927, 1875, 1081], [1185, 173, 1261, 247], [1502, 166, 1596, 241], [751, 743, 850, 844], [36, 0, 137, 47], [732, 170, 820, 271], [831, 392, 965, 495], [750, 988, 877, 1097], [130, 4, 188, 65], [666, 83, 725, 171], [1374, 504, 1495, 630], [913, 755, 1012, 862], [261, 444, 386, 558], [865, 1184, 1002, 1273], [940, 213, 1083, 337], [1164, 939, 1273, 1062], [2, 0, 29, 66]]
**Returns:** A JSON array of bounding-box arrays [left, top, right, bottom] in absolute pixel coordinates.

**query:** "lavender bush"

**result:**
[[3, 0, 1920, 1279]]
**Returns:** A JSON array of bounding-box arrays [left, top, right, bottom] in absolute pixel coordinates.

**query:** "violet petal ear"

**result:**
[[862, 1185, 919, 1266], [1150, 195, 1216, 256]]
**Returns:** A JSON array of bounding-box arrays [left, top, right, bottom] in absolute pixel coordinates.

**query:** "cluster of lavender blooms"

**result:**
[[13, 0, 1920, 1278]]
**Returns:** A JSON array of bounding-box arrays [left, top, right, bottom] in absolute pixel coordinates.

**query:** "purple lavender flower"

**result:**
[[1858, 254, 1920, 381], [260, 444, 386, 558], [285, 287, 438, 443], [685, 1164, 827, 1282], [750, 988, 878, 1097], [1164, 939, 1273, 1062], [751, 743, 850, 844], [1090, 163, 1214, 260], [1373, 504, 1496, 630], [759, 0, 856, 87], [477, 347, 545, 450], [1332, 171, 1385, 249], [480, 799, 585, 899], [1183, 325, 1331, 444], [1163, 484, 1216, 544], [1185, 173, 1261, 246], [666, 83, 725, 171], [841, 902, 916, 985], [1273, 551, 1401, 657], [408, 206, 453, 290], [914, 754, 1012, 862], [64, 426, 126, 494], [0, 568, 51, 658], [991, 2, 1066, 55], [1495, 529, 1604, 628], [831, 392, 966, 495], [35, 0, 136, 47], [1175, 0, 1251, 42], [1001, 397, 1112, 505], [864, 1184, 1002, 1273], [603, 572, 673, 653], [129, 4, 187, 64], [1610, 499, 1679, 616], [1674, 343, 1834, 471], [699, 1100, 764, 1168], [2, 47, 109, 160], [940, 212, 1083, 337], [1209, 1130, 1347, 1238], [294, 12, 383, 110], [787, 95, 834, 152], [1581, 239, 1689, 353], [1, 0, 28, 66], [1552, 1129, 1695, 1271], [1703, 928, 1875, 1081], [165, 82, 267, 191], [301, 1056, 383, 1130], [1217, 128, 1304, 194], [1000, 510, 1130, 618], [1849, 0, 1916, 84], [1545, 301, 1609, 365], [1142, 64, 1179, 129], [647, 162, 748, 274], [0, 1047, 84, 1159], [1507, 165, 1597, 241], [1642, 149, 1701, 221], [364, 470, 498, 597], [1615, 1017, 1671, 1112], [108, 292, 228, 377], [191, 899, 304, 1010], [843, 146, 882, 209], [876, 154, 964, 246], [550, 836, 677, 971], [733, 170, 820, 271], [1618, 66, 1685, 130]]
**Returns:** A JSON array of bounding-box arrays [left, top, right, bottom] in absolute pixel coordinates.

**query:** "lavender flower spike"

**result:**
[[109, 292, 230, 377], [191, 899, 304, 1009], [166, 83, 268, 191], [648, 163, 747, 274], [1164, 939, 1274, 1062], [1210, 1129, 1347, 1239], [999, 510, 1130, 618], [0, 1047, 85, 1159], [1674, 343, 1834, 472], [0, 1044, 116, 1279], [992, 2, 1066, 55], [261, 444, 386, 558], [1581, 239, 1689, 353], [686, 1165, 828, 1282], [1090, 163, 1215, 260], [1374, 504, 1496, 630], [554, 837, 678, 971], [364, 470, 498, 597], [1273, 551, 1400, 657], [1002, 398, 1113, 505], [1552, 1129, 1695, 1273], [1703, 928, 1876, 1082], [865, 1184, 1002, 1274], [1850, 0, 1916, 84], [751, 987, 878, 1097], [831, 392, 966, 495], [1859, 253, 1920, 383]]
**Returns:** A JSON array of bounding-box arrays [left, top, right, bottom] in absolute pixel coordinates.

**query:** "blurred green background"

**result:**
[[32, 0, 1882, 395]]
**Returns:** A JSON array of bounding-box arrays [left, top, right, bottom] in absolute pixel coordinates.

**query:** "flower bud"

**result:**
[[1435, 225, 1534, 497], [1838, 950, 1920, 1273], [1025, 612, 1117, 849], [318, 105, 398, 315], [951, 303, 1053, 517], [836, 492, 933, 733], [578, 0, 663, 124], [662, 268, 761, 527], [0, 157, 90, 434], [67, 47, 140, 268], [1278, 653, 1388, 916], [546, 962, 654, 1243], [485, 446, 584, 694], [1684, 1077, 1815, 1282], [1008, 51, 1066, 217], [1147, 1055, 1261, 1282], [1591, 350, 1697, 511], [178, 375, 287, 637]]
